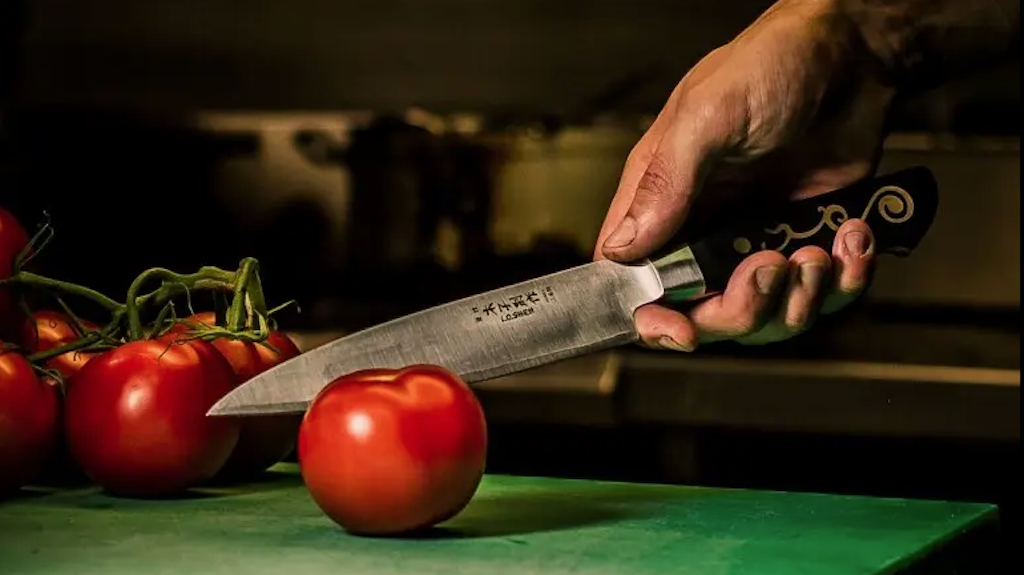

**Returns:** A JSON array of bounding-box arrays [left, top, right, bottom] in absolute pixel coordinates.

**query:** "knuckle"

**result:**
[[636, 154, 676, 198], [726, 308, 766, 337], [676, 85, 741, 127], [674, 94, 719, 127]]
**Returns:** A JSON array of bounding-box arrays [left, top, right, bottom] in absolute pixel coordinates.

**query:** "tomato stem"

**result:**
[[52, 294, 96, 337], [5, 213, 296, 354], [124, 266, 236, 341], [25, 320, 121, 364], [13, 211, 55, 272], [28, 364, 67, 394], [226, 258, 254, 332], [4, 271, 124, 312], [145, 301, 178, 339], [221, 257, 274, 334], [268, 300, 298, 316]]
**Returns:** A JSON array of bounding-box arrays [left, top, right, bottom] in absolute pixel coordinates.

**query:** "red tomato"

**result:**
[[64, 337, 240, 497], [0, 207, 30, 341], [298, 365, 488, 536], [0, 345, 61, 496], [172, 311, 303, 481], [21, 310, 102, 379]]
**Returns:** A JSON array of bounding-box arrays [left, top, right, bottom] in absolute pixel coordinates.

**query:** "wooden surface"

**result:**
[[0, 463, 997, 575]]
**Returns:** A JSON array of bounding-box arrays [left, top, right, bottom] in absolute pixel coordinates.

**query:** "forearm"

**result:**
[[836, 0, 1020, 88]]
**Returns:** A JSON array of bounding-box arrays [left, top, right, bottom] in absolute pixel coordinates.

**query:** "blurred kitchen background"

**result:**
[[1, 0, 1019, 565]]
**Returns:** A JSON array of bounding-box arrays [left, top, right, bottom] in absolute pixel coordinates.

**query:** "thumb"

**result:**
[[601, 109, 729, 263]]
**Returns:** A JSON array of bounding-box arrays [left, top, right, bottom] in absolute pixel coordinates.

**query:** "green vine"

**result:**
[[0, 215, 299, 369]]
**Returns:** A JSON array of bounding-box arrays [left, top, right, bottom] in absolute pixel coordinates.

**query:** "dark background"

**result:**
[[2, 0, 1020, 570]]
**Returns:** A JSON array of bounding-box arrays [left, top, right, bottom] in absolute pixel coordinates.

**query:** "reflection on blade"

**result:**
[[207, 260, 663, 416]]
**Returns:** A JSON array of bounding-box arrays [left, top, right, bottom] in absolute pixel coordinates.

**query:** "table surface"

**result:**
[[0, 464, 996, 575]]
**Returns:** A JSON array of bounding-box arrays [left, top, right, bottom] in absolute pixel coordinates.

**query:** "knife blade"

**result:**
[[207, 166, 939, 417]]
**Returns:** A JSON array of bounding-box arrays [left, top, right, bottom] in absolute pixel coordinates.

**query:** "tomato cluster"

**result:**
[[3, 314, 305, 498], [0, 209, 307, 497], [0, 206, 489, 536]]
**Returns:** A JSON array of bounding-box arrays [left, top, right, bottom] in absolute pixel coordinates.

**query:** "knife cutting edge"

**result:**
[[207, 166, 940, 417]]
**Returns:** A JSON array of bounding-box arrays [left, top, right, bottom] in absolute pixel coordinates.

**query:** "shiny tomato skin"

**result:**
[[174, 312, 300, 380], [0, 207, 30, 341], [21, 310, 101, 379], [64, 338, 240, 497], [298, 364, 488, 536], [172, 312, 304, 481], [0, 345, 61, 496]]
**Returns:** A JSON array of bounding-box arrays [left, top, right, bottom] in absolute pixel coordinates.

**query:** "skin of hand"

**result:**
[[594, 0, 897, 352]]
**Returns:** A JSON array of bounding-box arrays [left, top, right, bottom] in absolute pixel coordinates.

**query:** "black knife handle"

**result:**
[[656, 166, 939, 300]]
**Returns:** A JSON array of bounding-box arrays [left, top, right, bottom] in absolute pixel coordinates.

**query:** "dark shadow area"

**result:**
[[895, 516, 1005, 575], [380, 484, 680, 540], [96, 489, 226, 502], [2, 104, 341, 330], [485, 424, 666, 484], [33, 456, 90, 489], [2, 106, 251, 321], [0, 487, 62, 502], [199, 467, 307, 491], [487, 421, 1018, 571], [696, 431, 1020, 574]]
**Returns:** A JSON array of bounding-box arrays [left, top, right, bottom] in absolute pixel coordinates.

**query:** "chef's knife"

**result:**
[[208, 166, 939, 417]]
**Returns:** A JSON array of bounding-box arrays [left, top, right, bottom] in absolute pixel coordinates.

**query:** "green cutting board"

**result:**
[[0, 463, 995, 575]]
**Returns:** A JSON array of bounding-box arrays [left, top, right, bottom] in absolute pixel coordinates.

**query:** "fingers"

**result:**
[[822, 218, 875, 314], [733, 246, 832, 345], [641, 222, 874, 352], [633, 304, 700, 352], [686, 250, 791, 343], [600, 96, 740, 263], [689, 220, 872, 348]]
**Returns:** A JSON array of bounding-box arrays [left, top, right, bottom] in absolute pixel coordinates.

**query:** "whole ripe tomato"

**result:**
[[0, 207, 30, 341], [21, 310, 101, 379], [298, 364, 488, 536], [0, 345, 61, 496], [64, 336, 240, 497], [172, 311, 303, 481]]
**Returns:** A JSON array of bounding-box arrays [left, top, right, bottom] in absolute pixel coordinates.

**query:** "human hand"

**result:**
[[595, 0, 897, 351]]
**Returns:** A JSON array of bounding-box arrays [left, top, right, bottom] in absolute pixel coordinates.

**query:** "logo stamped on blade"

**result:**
[[470, 285, 558, 325]]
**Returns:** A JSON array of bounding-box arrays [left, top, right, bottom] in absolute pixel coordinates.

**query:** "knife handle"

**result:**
[[655, 166, 940, 301]]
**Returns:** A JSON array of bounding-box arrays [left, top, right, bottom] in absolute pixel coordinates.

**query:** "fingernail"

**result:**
[[755, 266, 784, 295], [799, 264, 826, 290], [843, 231, 871, 258], [658, 336, 694, 352], [603, 216, 637, 249]]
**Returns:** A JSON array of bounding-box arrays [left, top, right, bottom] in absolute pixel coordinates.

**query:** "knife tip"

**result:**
[[206, 400, 234, 417], [206, 398, 311, 418]]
